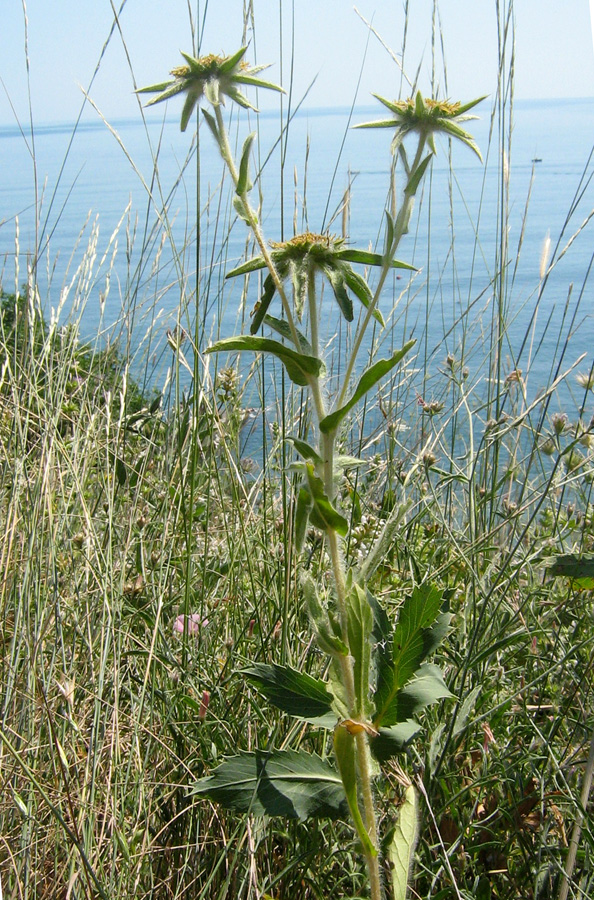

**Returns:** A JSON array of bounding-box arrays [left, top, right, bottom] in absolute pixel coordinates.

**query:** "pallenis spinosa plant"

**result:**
[[138, 48, 483, 900]]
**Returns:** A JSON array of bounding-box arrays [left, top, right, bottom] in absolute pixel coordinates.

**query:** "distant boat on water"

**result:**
[[532, 157, 543, 163]]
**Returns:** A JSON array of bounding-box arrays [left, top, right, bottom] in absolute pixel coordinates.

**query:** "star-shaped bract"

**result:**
[[226, 232, 415, 334], [357, 90, 485, 160], [137, 47, 284, 131]]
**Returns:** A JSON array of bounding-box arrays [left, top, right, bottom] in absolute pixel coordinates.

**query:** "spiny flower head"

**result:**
[[226, 232, 415, 333], [137, 47, 284, 131], [357, 90, 485, 160]]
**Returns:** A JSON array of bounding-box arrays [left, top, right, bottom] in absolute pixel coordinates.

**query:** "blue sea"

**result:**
[[1, 98, 593, 412]]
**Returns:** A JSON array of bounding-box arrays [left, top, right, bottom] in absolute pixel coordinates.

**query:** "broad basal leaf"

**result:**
[[205, 336, 323, 386], [320, 341, 416, 434], [243, 663, 336, 726], [191, 749, 348, 820]]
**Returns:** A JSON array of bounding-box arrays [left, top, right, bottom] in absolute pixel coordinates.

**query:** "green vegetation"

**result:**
[[2, 3, 594, 899]]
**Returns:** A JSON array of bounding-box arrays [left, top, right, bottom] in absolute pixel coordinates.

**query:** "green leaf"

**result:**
[[233, 74, 285, 94], [191, 749, 348, 820], [115, 455, 127, 486], [237, 131, 256, 195], [263, 315, 313, 354], [201, 107, 220, 144], [334, 725, 377, 856], [233, 194, 252, 224], [336, 248, 416, 271], [386, 784, 419, 900], [288, 437, 323, 466], [250, 274, 276, 333], [405, 153, 433, 197], [305, 464, 349, 535], [383, 210, 396, 255], [386, 663, 452, 724], [342, 267, 385, 326], [347, 584, 374, 718], [205, 336, 323, 387], [219, 46, 248, 74], [371, 721, 421, 763], [226, 256, 267, 278], [243, 663, 336, 727], [373, 584, 449, 729], [549, 554, 594, 579], [303, 576, 349, 658], [320, 341, 416, 434], [319, 264, 353, 322]]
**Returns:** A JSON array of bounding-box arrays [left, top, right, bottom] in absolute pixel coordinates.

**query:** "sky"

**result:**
[[1, 0, 593, 126]]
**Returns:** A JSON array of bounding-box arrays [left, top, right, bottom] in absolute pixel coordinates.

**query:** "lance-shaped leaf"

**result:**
[[347, 584, 374, 718], [226, 255, 267, 278], [243, 663, 337, 727], [305, 464, 349, 535], [263, 315, 312, 353], [386, 784, 419, 900], [373, 583, 450, 729], [302, 575, 349, 658], [287, 437, 324, 466], [318, 262, 354, 322], [404, 153, 433, 197], [335, 248, 417, 271], [191, 749, 348, 820], [237, 131, 256, 195], [205, 335, 323, 386], [320, 340, 416, 434], [342, 267, 385, 326], [334, 725, 377, 856], [250, 274, 276, 333]]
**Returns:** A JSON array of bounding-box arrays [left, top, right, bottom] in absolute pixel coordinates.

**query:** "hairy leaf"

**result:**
[[320, 341, 416, 434], [305, 464, 349, 536], [237, 131, 256, 195], [205, 335, 323, 386], [347, 585, 374, 717], [387, 785, 419, 900], [191, 749, 348, 820], [263, 315, 313, 354], [243, 663, 336, 726], [288, 437, 323, 466], [334, 726, 377, 856], [250, 274, 276, 333], [336, 248, 416, 271]]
